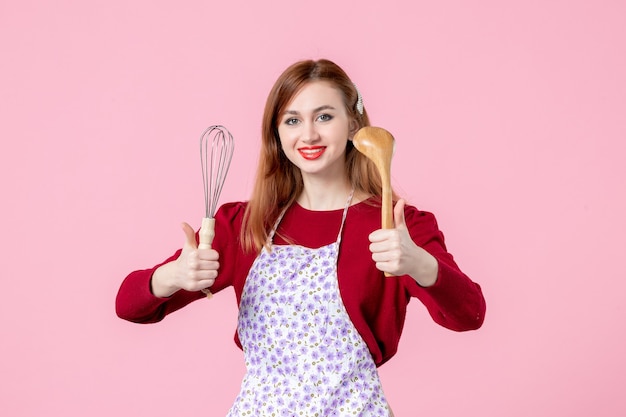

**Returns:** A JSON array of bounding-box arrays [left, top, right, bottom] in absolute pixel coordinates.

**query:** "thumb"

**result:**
[[393, 199, 407, 229], [181, 222, 198, 249]]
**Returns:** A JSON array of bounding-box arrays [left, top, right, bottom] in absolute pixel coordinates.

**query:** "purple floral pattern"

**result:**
[[227, 221, 390, 416]]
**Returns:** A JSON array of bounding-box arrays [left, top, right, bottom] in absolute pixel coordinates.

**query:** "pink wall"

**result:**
[[2, 1, 625, 416]]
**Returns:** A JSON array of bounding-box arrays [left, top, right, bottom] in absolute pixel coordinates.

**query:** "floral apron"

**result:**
[[227, 193, 391, 416]]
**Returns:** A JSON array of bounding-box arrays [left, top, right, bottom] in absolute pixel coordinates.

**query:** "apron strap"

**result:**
[[267, 189, 355, 246], [336, 189, 354, 245]]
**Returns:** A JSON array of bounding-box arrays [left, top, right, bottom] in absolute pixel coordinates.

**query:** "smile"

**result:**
[[298, 146, 326, 160]]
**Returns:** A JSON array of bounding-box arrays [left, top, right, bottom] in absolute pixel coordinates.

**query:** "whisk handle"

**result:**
[[199, 217, 215, 299], [199, 217, 215, 249]]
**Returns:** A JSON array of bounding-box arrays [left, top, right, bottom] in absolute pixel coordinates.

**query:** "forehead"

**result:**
[[285, 81, 345, 110]]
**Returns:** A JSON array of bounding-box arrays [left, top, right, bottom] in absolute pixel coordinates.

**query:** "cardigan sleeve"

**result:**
[[115, 202, 248, 323], [402, 207, 486, 331], [115, 250, 201, 323]]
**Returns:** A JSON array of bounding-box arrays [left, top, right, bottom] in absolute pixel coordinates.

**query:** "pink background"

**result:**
[[1, 1, 625, 416]]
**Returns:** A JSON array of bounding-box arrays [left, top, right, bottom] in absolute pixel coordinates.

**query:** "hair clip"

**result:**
[[353, 83, 364, 115]]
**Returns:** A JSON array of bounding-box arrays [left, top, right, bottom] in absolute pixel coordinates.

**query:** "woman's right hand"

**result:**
[[150, 222, 220, 298]]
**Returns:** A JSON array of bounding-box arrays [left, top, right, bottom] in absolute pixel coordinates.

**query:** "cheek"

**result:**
[[326, 126, 351, 143], [277, 132, 287, 151], [277, 127, 296, 149]]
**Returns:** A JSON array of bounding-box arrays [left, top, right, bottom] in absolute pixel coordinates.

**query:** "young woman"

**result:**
[[116, 59, 486, 416]]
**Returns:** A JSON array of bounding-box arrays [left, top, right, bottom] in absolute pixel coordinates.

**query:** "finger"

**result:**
[[370, 250, 392, 263], [181, 222, 198, 249], [394, 199, 407, 229], [192, 269, 219, 281], [196, 249, 220, 262], [369, 228, 393, 243], [181, 277, 216, 293], [197, 278, 216, 290], [195, 258, 220, 272]]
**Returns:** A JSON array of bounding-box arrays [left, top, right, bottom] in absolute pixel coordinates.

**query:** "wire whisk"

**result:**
[[198, 125, 234, 298]]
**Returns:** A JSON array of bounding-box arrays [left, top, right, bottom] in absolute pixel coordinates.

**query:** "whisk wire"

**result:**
[[200, 125, 234, 218]]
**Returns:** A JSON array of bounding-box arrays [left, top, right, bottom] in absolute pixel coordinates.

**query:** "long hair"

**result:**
[[241, 59, 391, 252]]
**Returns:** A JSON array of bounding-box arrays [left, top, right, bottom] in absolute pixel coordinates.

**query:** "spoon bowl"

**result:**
[[352, 126, 395, 229]]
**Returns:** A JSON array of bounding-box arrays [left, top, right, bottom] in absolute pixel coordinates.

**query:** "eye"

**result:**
[[317, 113, 333, 122], [284, 118, 300, 126]]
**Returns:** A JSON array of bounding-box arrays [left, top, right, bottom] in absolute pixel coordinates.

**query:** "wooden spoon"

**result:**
[[352, 126, 396, 275]]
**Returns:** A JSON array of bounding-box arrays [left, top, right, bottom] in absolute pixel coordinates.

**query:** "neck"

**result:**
[[297, 177, 353, 211]]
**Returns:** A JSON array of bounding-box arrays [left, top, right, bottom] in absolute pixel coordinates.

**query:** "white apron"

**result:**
[[227, 193, 390, 416]]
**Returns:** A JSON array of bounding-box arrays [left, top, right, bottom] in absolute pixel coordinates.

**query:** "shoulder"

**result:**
[[211, 201, 250, 253], [401, 201, 448, 248], [215, 201, 248, 220], [352, 197, 444, 243], [349, 197, 438, 224], [213, 201, 249, 237], [403, 201, 438, 226]]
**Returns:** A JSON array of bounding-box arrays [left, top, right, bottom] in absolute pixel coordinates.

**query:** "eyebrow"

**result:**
[[283, 105, 336, 115]]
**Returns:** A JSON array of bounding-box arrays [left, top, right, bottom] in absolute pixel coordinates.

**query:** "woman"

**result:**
[[116, 59, 486, 416]]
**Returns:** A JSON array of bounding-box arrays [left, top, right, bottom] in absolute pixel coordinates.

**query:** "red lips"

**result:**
[[298, 146, 326, 160]]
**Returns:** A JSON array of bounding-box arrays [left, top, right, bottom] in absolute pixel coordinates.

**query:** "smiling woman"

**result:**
[[115, 58, 486, 417]]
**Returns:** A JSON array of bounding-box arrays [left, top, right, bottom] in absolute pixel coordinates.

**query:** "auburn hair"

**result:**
[[241, 59, 394, 252]]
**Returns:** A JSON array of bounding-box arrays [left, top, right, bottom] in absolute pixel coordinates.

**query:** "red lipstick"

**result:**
[[298, 146, 326, 160]]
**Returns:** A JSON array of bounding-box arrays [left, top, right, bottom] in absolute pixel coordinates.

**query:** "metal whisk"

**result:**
[[198, 125, 234, 298]]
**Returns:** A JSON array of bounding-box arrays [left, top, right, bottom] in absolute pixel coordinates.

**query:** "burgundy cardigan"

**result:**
[[116, 199, 486, 366]]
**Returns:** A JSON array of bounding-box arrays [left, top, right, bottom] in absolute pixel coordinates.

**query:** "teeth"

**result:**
[[300, 148, 323, 154]]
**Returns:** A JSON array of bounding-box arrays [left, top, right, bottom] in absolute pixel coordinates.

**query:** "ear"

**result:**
[[348, 119, 360, 138]]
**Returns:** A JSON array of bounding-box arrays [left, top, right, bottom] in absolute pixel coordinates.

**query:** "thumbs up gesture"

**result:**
[[150, 222, 220, 298], [368, 199, 438, 287]]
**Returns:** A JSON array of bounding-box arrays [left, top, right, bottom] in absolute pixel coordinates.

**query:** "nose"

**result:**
[[301, 121, 320, 144]]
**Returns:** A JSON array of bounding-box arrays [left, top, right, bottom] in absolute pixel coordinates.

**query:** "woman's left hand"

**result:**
[[368, 199, 438, 287]]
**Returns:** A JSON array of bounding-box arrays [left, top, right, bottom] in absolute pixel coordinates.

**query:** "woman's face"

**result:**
[[277, 81, 356, 182]]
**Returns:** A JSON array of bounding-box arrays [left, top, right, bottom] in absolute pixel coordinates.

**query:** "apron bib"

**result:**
[[227, 193, 390, 416]]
